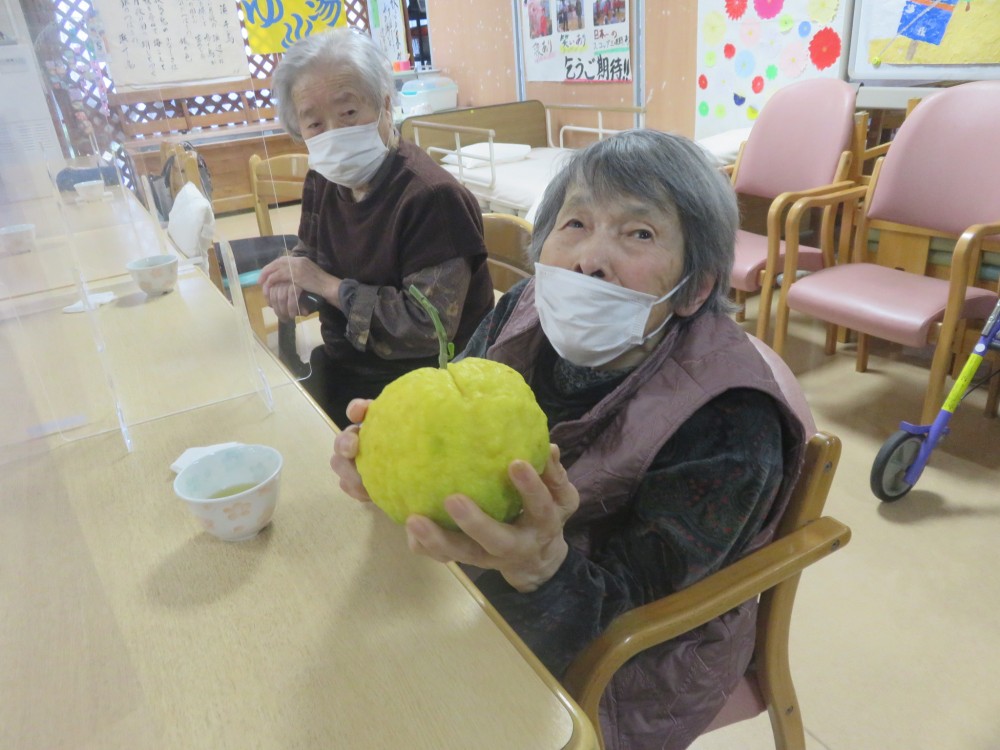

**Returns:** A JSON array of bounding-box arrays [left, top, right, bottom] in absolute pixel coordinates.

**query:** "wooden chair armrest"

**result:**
[[863, 142, 891, 161], [562, 516, 850, 701], [769, 180, 858, 217]]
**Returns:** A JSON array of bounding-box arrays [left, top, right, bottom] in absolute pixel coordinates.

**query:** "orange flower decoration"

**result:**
[[808, 27, 841, 70], [725, 0, 747, 20]]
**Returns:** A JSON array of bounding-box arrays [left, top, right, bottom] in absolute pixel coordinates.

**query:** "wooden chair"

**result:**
[[246, 153, 313, 373], [728, 78, 857, 343], [563, 429, 849, 750], [482, 213, 533, 293], [772, 81, 1000, 424], [249, 153, 310, 236]]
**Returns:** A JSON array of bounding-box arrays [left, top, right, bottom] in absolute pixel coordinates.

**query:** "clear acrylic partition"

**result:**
[[1, 0, 318, 460]]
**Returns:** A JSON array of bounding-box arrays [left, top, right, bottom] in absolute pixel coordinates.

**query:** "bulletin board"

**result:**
[[90, 0, 249, 89], [847, 0, 1000, 83], [695, 0, 853, 139]]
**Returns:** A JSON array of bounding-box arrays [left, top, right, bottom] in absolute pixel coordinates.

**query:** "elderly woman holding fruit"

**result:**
[[257, 28, 493, 429], [332, 129, 807, 750]]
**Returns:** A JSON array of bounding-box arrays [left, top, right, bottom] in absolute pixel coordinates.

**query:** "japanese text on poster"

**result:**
[[523, 0, 631, 83], [93, 0, 248, 87]]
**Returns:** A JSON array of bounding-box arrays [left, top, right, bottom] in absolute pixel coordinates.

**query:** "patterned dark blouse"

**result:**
[[461, 281, 785, 678]]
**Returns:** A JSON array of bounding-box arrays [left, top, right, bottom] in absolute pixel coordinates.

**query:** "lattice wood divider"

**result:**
[[28, 0, 371, 172]]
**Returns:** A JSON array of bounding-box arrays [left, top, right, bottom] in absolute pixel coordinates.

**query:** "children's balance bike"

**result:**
[[870, 299, 1000, 502]]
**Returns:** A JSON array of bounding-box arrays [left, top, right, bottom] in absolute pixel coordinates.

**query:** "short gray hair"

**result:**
[[529, 129, 739, 317], [273, 28, 396, 140]]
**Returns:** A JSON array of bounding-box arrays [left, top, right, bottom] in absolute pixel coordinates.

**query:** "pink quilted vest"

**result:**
[[486, 280, 806, 750]]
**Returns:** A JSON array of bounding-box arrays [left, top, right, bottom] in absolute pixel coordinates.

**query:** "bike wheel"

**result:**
[[870, 430, 925, 502]]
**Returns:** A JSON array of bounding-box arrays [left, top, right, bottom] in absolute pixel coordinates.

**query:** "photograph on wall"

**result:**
[[244, 0, 349, 54], [695, 0, 851, 138], [522, 0, 631, 82], [863, 0, 1000, 67]]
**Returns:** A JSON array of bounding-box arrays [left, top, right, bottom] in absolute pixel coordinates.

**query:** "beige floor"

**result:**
[[693, 305, 1000, 750], [217, 209, 1000, 750]]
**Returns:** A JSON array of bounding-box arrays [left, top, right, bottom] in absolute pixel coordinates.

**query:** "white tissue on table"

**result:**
[[171, 442, 242, 474], [62, 292, 117, 313]]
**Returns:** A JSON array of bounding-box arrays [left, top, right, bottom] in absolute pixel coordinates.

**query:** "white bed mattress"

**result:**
[[441, 147, 572, 217]]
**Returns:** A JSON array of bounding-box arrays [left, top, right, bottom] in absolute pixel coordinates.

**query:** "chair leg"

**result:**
[[824, 324, 838, 356], [856, 333, 869, 373], [734, 290, 747, 323], [987, 365, 1000, 418], [756, 281, 776, 343], [924, 339, 955, 425], [241, 285, 269, 342]]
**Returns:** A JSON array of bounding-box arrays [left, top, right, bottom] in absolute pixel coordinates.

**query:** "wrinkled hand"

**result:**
[[259, 255, 340, 310], [330, 399, 373, 502], [405, 445, 578, 593], [264, 280, 303, 321]]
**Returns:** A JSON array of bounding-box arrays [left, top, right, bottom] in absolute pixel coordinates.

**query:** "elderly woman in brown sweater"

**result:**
[[258, 28, 493, 428], [331, 129, 808, 749]]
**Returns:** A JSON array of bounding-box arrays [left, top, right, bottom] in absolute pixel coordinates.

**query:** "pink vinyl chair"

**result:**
[[729, 78, 858, 342], [772, 80, 1000, 425], [564, 335, 849, 750]]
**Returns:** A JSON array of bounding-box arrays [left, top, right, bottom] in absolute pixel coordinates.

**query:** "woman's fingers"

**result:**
[[330, 426, 370, 502], [345, 398, 371, 424], [405, 512, 493, 566]]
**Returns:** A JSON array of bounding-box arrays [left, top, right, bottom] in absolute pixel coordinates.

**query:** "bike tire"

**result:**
[[870, 430, 925, 502]]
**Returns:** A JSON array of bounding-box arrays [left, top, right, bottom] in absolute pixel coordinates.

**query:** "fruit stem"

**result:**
[[408, 285, 454, 369]]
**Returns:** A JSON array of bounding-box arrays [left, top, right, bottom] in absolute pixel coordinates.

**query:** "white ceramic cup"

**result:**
[[173, 444, 283, 542], [74, 180, 106, 202], [126, 254, 178, 295]]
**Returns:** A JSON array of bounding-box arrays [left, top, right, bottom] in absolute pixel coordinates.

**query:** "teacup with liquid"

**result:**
[[174, 444, 282, 541]]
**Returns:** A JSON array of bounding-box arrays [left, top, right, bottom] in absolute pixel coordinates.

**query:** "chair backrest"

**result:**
[[563, 428, 845, 750], [733, 78, 857, 199], [866, 81, 1000, 237], [482, 213, 534, 292], [249, 153, 310, 236]]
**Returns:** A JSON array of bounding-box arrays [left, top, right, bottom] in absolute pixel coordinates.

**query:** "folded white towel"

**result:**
[[170, 442, 242, 474], [62, 292, 116, 313]]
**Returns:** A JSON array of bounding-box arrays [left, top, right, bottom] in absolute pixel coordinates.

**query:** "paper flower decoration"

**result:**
[[734, 49, 756, 77], [807, 0, 839, 25], [753, 0, 784, 20], [703, 11, 727, 45], [779, 40, 808, 78], [726, 0, 748, 20], [740, 19, 762, 47], [809, 27, 841, 70]]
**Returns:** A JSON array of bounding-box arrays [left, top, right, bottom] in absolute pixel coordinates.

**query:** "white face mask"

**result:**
[[305, 112, 389, 189], [533, 263, 689, 368]]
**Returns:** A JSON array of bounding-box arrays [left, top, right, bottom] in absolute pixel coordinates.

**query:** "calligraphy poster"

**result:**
[[244, 0, 349, 55], [93, 0, 248, 88], [522, 0, 632, 83], [368, 0, 409, 65], [695, 0, 851, 138]]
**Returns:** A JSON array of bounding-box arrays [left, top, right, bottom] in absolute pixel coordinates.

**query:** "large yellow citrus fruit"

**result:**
[[356, 357, 550, 529]]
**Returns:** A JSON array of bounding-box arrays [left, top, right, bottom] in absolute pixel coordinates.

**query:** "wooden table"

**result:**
[[0, 187, 167, 299], [0, 269, 292, 456], [1, 201, 597, 748]]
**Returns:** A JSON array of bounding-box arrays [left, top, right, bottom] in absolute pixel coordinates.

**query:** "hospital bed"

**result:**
[[400, 100, 645, 220]]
